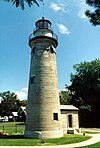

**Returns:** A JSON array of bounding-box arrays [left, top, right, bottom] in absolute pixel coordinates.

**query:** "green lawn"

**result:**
[[80, 142, 100, 148], [0, 122, 25, 125], [0, 122, 25, 134], [0, 134, 91, 146], [82, 131, 100, 134], [0, 125, 25, 134], [0, 122, 91, 146]]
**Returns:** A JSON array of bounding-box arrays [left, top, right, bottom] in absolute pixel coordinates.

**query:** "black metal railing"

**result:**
[[29, 31, 58, 42]]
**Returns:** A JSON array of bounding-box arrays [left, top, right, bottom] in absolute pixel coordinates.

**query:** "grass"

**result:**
[[0, 134, 91, 146], [0, 125, 25, 134], [80, 131, 100, 148], [80, 142, 100, 148], [82, 131, 100, 134], [45, 134, 91, 146], [0, 122, 25, 125], [0, 122, 91, 146], [0, 123, 25, 135]]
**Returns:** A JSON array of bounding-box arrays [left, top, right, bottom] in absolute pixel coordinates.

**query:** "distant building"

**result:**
[[17, 106, 26, 122], [0, 116, 8, 122], [9, 112, 18, 121], [9, 107, 26, 122]]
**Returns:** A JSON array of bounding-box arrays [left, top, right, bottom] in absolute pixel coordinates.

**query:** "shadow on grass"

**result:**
[[0, 134, 25, 139], [16, 123, 25, 125]]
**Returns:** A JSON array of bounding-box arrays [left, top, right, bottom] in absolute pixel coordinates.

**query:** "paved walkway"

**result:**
[[0, 133, 100, 148]]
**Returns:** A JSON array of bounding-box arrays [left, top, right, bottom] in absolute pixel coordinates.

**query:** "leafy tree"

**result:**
[[59, 91, 71, 105], [85, 0, 100, 25], [20, 100, 27, 106], [5, 0, 43, 10], [0, 91, 21, 116], [67, 59, 100, 127]]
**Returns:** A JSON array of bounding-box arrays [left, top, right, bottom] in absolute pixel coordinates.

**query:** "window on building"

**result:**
[[30, 76, 35, 84], [53, 113, 58, 121]]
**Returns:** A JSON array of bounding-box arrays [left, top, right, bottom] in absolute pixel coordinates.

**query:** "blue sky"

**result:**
[[0, 0, 100, 100]]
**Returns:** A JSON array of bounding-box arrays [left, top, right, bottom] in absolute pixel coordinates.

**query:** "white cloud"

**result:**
[[50, 0, 90, 20], [50, 2, 61, 12], [22, 87, 28, 91], [78, 9, 88, 19], [58, 88, 68, 92], [57, 24, 71, 35], [50, 2, 67, 13], [15, 87, 28, 100], [74, 0, 89, 20], [78, 0, 88, 19]]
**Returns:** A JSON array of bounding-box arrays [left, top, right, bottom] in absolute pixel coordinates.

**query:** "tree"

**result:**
[[59, 91, 71, 105], [0, 91, 21, 116], [85, 0, 100, 26], [67, 59, 100, 127], [20, 100, 27, 106], [5, 0, 43, 10]]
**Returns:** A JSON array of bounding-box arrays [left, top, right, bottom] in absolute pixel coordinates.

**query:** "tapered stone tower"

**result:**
[[24, 17, 63, 139]]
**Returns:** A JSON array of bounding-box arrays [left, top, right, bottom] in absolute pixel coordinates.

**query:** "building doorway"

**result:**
[[68, 114, 72, 127]]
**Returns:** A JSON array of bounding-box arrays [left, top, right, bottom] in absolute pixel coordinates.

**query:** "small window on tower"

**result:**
[[53, 113, 58, 121], [30, 76, 35, 84]]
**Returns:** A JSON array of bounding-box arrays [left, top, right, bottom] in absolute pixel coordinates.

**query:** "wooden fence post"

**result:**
[[15, 124, 17, 133], [3, 125, 4, 133]]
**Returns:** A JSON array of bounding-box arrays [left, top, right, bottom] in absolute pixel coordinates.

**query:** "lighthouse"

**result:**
[[24, 17, 63, 138]]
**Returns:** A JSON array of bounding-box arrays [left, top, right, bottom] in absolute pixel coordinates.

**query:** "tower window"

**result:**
[[53, 113, 58, 121], [30, 76, 35, 84]]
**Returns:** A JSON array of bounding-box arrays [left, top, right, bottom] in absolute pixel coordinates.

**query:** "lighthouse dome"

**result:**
[[35, 17, 52, 29], [29, 17, 58, 47]]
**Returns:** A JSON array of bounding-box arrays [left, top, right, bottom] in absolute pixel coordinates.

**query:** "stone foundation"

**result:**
[[24, 130, 63, 139]]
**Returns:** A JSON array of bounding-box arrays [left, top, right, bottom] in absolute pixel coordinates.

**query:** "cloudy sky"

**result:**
[[0, 0, 100, 100]]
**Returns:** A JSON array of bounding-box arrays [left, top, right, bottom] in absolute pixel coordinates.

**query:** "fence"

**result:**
[[0, 124, 25, 134]]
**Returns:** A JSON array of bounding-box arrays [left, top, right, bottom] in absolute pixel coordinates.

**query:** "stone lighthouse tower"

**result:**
[[24, 17, 63, 138]]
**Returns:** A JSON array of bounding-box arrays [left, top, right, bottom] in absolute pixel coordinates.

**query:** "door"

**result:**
[[68, 114, 72, 127]]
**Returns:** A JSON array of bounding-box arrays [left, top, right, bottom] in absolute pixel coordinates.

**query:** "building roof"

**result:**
[[12, 112, 18, 116], [18, 106, 26, 115], [20, 106, 26, 111], [60, 105, 79, 111]]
